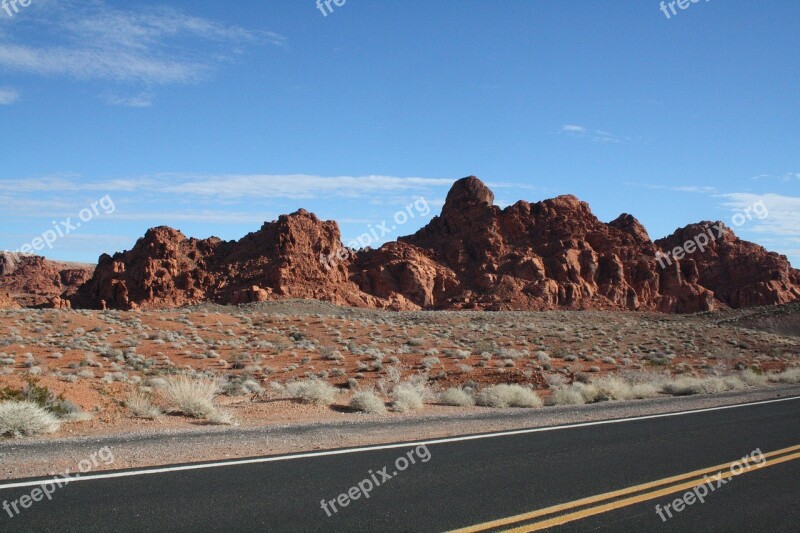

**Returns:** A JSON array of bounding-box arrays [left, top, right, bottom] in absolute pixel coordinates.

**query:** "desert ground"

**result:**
[[0, 300, 798, 443]]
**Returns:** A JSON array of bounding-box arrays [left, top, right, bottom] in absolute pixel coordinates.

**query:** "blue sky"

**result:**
[[1, 0, 798, 266]]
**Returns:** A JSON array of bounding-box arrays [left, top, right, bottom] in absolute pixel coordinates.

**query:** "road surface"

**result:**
[[1, 396, 798, 532]]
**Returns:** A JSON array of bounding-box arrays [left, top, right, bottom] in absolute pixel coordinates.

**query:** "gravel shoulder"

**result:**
[[3, 384, 799, 481]]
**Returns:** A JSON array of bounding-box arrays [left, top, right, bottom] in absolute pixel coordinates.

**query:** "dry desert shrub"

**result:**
[[0, 401, 60, 437], [126, 390, 162, 420], [285, 379, 338, 406], [739, 369, 769, 387], [438, 387, 475, 406], [630, 383, 662, 399], [549, 375, 662, 406], [221, 376, 263, 396], [593, 376, 660, 401], [158, 375, 219, 418], [661, 376, 745, 396], [349, 391, 386, 414], [476, 384, 542, 408], [391, 383, 425, 413], [549, 383, 590, 405], [421, 356, 441, 369], [770, 367, 800, 384]]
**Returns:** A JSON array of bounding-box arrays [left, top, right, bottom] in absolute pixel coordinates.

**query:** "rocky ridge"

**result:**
[[64, 177, 800, 313]]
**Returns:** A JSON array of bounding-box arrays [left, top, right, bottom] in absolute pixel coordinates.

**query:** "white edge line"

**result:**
[[0, 395, 798, 491]]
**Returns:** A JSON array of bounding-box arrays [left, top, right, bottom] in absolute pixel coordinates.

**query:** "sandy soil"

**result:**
[[0, 300, 798, 443]]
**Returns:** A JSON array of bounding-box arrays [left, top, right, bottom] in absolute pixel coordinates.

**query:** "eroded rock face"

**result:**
[[0, 290, 18, 309], [656, 223, 800, 308], [0, 253, 94, 307], [70, 177, 800, 313], [388, 177, 718, 312], [74, 211, 393, 310]]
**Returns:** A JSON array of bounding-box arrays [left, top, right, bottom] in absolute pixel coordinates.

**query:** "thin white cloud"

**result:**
[[102, 92, 153, 108], [627, 182, 718, 194], [0, 87, 19, 105], [60, 5, 283, 49], [718, 193, 800, 238], [159, 174, 455, 199], [592, 130, 624, 143], [748, 172, 799, 182], [0, 195, 78, 213], [0, 174, 454, 200], [0, 1, 283, 85], [561, 124, 587, 134], [110, 211, 274, 224], [560, 125, 630, 144], [0, 44, 205, 84]]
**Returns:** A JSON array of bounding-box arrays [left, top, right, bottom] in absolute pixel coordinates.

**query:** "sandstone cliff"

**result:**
[[65, 176, 800, 313]]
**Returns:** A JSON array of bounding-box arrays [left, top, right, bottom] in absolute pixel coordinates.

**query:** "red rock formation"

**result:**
[[656, 222, 800, 308], [71, 177, 800, 313], [372, 177, 718, 312], [73, 211, 392, 310], [0, 253, 94, 307]]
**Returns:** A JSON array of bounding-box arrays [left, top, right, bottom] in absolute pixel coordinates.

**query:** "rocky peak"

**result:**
[[442, 176, 495, 214], [609, 213, 651, 242], [143, 226, 187, 242]]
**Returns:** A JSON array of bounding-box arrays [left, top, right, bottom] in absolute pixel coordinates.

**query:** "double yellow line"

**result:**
[[451, 443, 800, 533]]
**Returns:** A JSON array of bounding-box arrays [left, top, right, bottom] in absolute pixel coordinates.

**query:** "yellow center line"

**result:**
[[449, 443, 800, 533], [506, 451, 800, 532]]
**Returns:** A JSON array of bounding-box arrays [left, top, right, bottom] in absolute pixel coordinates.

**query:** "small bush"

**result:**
[[740, 369, 768, 387], [630, 383, 661, 399], [421, 356, 441, 369], [126, 391, 162, 419], [221, 377, 263, 396], [350, 391, 386, 414], [549, 384, 589, 405], [0, 401, 60, 437], [661, 376, 745, 396], [1, 378, 75, 417], [158, 375, 218, 418], [770, 368, 800, 384], [476, 384, 542, 408], [548, 375, 662, 406], [592, 376, 634, 401], [285, 379, 338, 406], [438, 388, 475, 406], [391, 383, 424, 412]]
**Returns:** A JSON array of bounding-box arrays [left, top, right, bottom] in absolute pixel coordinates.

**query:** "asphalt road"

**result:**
[[1, 397, 798, 532]]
